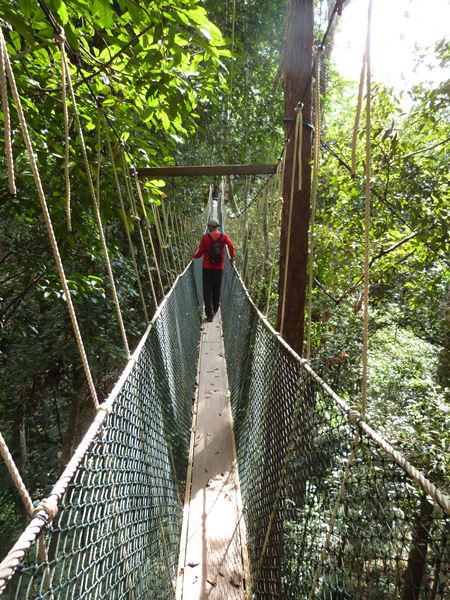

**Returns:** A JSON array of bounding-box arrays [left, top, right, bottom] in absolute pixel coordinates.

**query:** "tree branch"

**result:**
[[1, 273, 45, 325], [333, 232, 418, 305], [399, 136, 450, 160]]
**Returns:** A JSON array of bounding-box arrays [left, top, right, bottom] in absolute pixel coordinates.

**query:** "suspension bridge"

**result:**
[[0, 2, 449, 599]]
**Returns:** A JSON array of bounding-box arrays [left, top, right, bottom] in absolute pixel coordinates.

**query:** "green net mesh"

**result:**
[[220, 260, 449, 600], [1, 259, 448, 600], [1, 266, 201, 600]]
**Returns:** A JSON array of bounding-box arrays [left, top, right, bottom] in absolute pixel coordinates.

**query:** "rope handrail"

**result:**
[[228, 261, 450, 516], [0, 262, 194, 594]]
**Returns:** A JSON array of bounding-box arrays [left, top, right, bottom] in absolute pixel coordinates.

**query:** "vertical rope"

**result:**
[[121, 153, 159, 307], [161, 200, 180, 275], [297, 106, 303, 190], [0, 430, 52, 591], [151, 201, 172, 283], [0, 432, 34, 517], [132, 170, 165, 296], [61, 41, 130, 358], [265, 192, 283, 319], [167, 205, 184, 273], [0, 27, 99, 408], [104, 122, 149, 324], [56, 34, 71, 231], [361, 0, 373, 417], [306, 49, 322, 359], [279, 105, 302, 336], [0, 34, 16, 195], [351, 52, 367, 177]]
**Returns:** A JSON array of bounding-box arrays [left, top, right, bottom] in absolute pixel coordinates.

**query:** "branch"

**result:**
[[334, 232, 418, 305], [313, 277, 339, 304], [73, 23, 154, 89], [398, 136, 450, 160], [0, 250, 13, 265], [0, 273, 45, 325], [12, 42, 50, 61]]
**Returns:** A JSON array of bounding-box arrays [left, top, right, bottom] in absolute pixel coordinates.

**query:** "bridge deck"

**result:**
[[176, 313, 249, 599]]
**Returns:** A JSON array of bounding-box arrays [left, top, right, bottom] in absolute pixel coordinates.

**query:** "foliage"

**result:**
[[0, 0, 228, 555]]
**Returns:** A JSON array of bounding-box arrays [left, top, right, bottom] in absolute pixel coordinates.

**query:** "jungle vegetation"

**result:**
[[0, 0, 448, 563]]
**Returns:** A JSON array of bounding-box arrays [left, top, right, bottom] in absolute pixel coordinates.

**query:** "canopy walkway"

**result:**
[[0, 6, 449, 599], [0, 259, 448, 599]]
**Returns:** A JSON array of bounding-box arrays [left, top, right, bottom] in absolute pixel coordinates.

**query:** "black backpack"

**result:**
[[208, 233, 223, 264]]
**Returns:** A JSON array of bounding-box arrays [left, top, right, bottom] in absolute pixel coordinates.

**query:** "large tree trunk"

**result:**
[[277, 0, 314, 355]]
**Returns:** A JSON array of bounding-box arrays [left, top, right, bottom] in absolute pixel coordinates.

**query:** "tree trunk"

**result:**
[[277, 0, 314, 355], [60, 369, 84, 469], [402, 494, 434, 600]]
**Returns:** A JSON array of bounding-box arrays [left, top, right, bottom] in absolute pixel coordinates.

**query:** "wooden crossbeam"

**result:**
[[136, 164, 277, 177]]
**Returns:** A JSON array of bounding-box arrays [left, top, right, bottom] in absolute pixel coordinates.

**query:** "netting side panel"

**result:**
[[221, 263, 449, 600], [7, 267, 201, 600], [221, 262, 303, 598]]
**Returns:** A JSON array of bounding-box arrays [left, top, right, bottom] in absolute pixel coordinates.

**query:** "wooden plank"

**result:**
[[176, 313, 250, 599], [136, 164, 277, 178]]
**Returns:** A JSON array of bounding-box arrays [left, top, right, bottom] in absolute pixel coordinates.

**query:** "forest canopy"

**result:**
[[0, 0, 449, 566]]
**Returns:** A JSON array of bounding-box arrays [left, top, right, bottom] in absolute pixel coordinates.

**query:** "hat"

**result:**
[[208, 218, 219, 227]]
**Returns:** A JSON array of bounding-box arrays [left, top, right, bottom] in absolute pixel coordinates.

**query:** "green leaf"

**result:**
[[57, 2, 69, 25], [92, 0, 114, 28]]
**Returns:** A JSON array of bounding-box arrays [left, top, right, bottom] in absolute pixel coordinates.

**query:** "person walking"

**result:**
[[193, 218, 235, 322]]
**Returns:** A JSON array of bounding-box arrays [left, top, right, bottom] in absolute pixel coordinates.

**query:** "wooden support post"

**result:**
[[277, 0, 314, 355], [136, 164, 277, 178]]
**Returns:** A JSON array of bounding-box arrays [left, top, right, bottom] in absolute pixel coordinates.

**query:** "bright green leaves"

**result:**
[[178, 6, 223, 44], [56, 1, 69, 25], [92, 0, 115, 29]]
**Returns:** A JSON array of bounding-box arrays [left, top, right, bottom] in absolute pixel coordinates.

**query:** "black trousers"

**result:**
[[202, 268, 223, 319]]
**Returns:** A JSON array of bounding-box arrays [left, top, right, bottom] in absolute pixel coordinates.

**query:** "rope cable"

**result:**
[[351, 50, 367, 177], [0, 37, 16, 195], [279, 106, 302, 336], [104, 120, 149, 324], [228, 0, 346, 220], [361, 0, 373, 418], [0, 432, 34, 517], [0, 27, 99, 409], [62, 45, 130, 358], [161, 200, 181, 275], [306, 48, 322, 359], [151, 201, 172, 284], [120, 152, 159, 307], [57, 34, 72, 232], [132, 169, 165, 296]]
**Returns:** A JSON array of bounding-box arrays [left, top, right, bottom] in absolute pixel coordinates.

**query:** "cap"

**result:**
[[208, 218, 219, 227]]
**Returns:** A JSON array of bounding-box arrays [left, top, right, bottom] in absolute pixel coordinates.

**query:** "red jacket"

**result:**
[[193, 230, 235, 270]]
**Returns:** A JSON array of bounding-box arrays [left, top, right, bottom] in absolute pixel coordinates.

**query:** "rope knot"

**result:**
[[97, 403, 112, 416], [54, 28, 66, 45], [348, 409, 362, 428], [33, 496, 59, 521]]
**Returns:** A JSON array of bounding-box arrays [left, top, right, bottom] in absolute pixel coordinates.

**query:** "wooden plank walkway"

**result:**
[[176, 313, 249, 599]]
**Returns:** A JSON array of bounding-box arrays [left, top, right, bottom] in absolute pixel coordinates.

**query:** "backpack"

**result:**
[[208, 233, 223, 264]]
